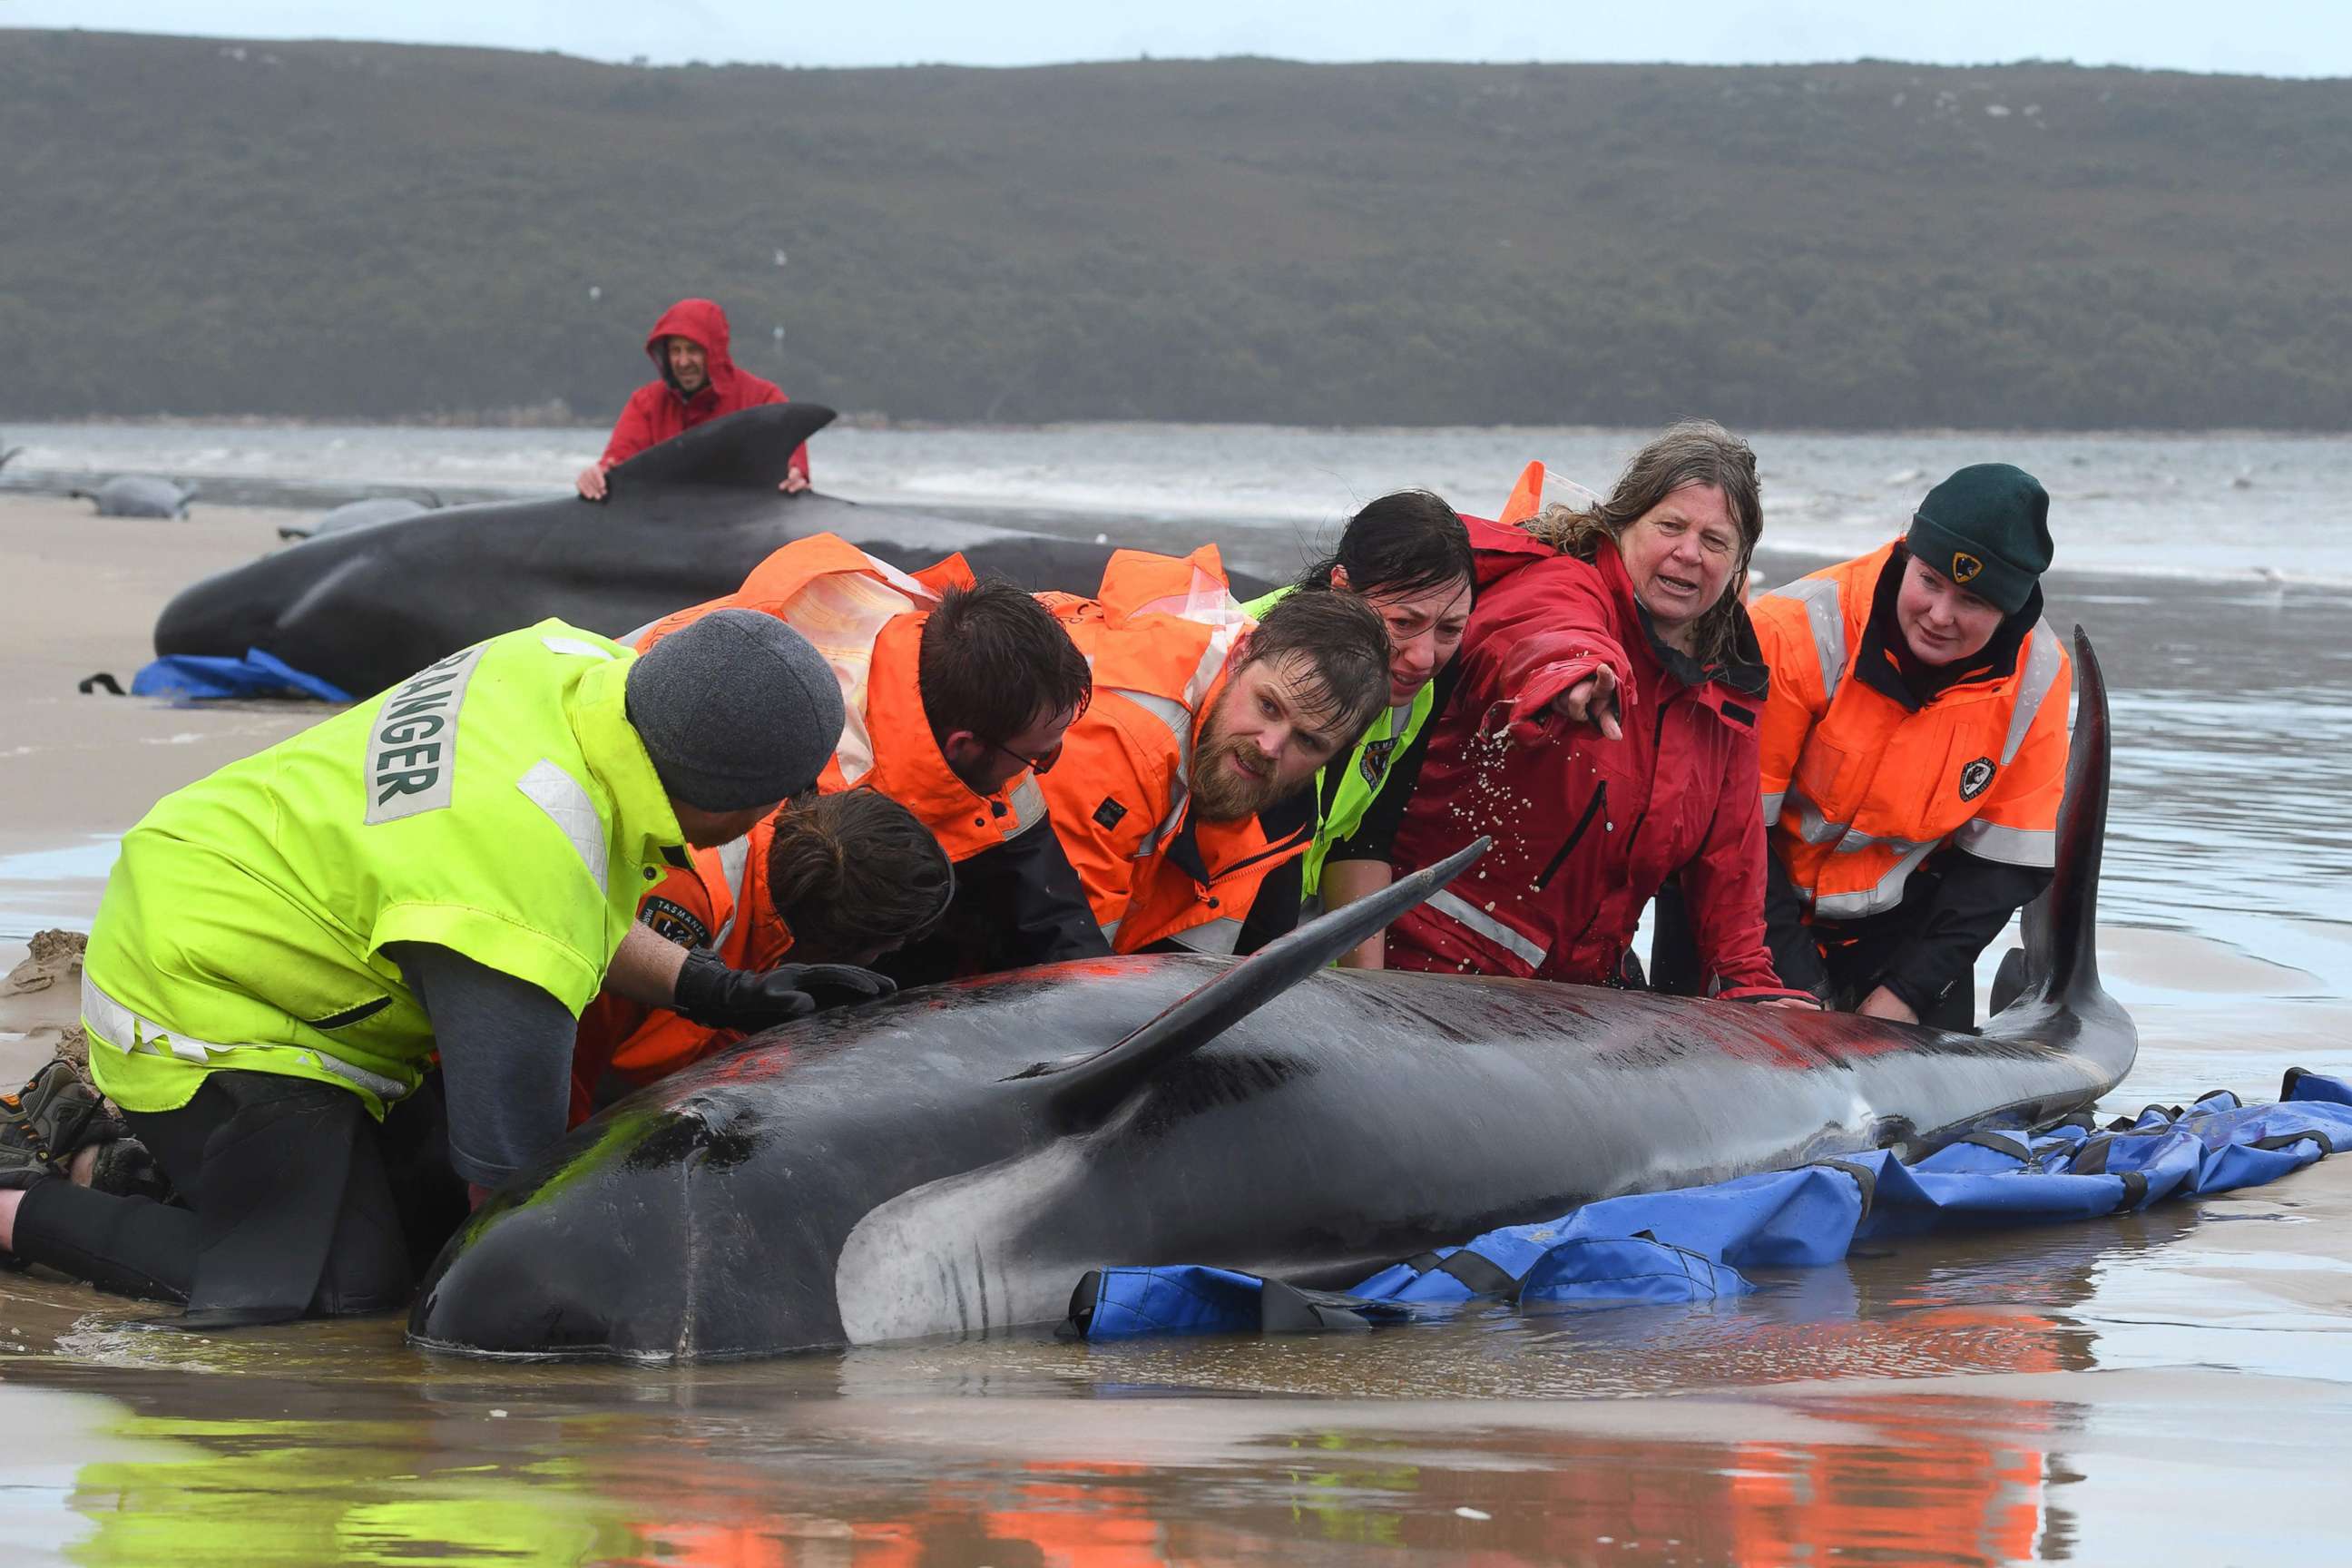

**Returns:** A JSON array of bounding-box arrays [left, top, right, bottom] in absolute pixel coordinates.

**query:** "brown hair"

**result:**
[[1520, 419, 1764, 668], [764, 789, 954, 963], [1236, 586, 1392, 743], [917, 582, 1093, 750]]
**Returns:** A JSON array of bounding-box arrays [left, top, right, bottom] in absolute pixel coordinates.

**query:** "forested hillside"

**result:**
[[5, 30, 2348, 427]]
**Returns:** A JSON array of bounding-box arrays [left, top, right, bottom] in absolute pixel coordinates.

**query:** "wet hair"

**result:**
[[1296, 489, 1475, 603], [1235, 589, 1392, 742], [764, 789, 955, 962], [1520, 419, 1764, 668], [916, 582, 1093, 749]]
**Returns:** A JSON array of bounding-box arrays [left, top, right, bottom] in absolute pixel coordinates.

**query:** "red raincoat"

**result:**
[[596, 298, 808, 482], [1386, 518, 1787, 995]]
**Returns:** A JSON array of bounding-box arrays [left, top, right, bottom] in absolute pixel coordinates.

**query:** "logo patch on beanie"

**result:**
[[1950, 552, 1984, 585], [1959, 757, 1996, 801]]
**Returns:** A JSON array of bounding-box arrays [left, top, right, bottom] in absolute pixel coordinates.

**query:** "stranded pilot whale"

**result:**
[[149, 404, 1220, 699], [72, 475, 198, 518], [411, 632, 2132, 1363]]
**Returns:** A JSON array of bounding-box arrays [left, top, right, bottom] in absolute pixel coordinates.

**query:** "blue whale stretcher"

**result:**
[[1066, 1067, 2352, 1340]]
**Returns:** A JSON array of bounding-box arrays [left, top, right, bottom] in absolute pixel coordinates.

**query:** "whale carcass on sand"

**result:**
[[150, 404, 1207, 699], [73, 475, 197, 517], [409, 630, 2133, 1363]]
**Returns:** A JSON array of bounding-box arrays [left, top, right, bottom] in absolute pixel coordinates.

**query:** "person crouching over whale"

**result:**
[[576, 297, 810, 501], [1376, 422, 1817, 1005], [632, 534, 1108, 987], [1037, 548, 1393, 956], [1242, 490, 1476, 966], [0, 611, 893, 1324], [1747, 464, 2072, 1030], [570, 789, 955, 1123]]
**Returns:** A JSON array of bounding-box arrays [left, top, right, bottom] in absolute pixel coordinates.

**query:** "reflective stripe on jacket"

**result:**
[[637, 533, 1051, 863], [1039, 546, 1309, 955], [84, 622, 684, 1118], [1752, 541, 2073, 922]]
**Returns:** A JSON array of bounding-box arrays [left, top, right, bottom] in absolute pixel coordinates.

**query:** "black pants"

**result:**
[[14, 1069, 466, 1323], [1647, 880, 1977, 1032]]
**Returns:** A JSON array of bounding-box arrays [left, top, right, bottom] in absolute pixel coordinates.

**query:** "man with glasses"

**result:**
[[621, 534, 1104, 1007]]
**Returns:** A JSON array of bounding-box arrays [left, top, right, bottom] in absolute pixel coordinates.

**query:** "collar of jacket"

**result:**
[[858, 612, 1033, 856], [1857, 542, 2041, 712], [1590, 537, 1772, 707]]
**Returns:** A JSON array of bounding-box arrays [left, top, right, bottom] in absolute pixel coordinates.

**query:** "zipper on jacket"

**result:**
[[1534, 782, 1609, 891], [1617, 698, 1677, 866]]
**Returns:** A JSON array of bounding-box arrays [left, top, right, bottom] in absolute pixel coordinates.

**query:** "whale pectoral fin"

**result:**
[[1021, 836, 1492, 1127]]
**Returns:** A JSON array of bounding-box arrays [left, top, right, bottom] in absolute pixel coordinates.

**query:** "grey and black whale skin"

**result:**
[[148, 403, 1175, 699], [410, 631, 2132, 1363]]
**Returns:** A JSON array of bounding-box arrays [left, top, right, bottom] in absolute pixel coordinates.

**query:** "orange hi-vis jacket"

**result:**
[[1495, 457, 1602, 527], [568, 821, 789, 1124], [1037, 544, 1311, 956], [1752, 540, 2073, 924], [634, 533, 1054, 864]]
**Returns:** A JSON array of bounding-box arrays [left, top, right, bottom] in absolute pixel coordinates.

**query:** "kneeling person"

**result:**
[[1753, 463, 2073, 1029], [0, 610, 868, 1323], [572, 789, 954, 1121], [1040, 548, 1392, 956]]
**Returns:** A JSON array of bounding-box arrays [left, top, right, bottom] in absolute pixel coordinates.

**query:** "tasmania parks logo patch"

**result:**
[[1950, 551, 1984, 585], [1958, 757, 1996, 801], [639, 897, 711, 950], [1358, 735, 1400, 787]]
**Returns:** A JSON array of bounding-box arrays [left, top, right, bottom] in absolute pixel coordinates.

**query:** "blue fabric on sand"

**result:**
[[131, 649, 352, 703], [1068, 1069, 2352, 1341]]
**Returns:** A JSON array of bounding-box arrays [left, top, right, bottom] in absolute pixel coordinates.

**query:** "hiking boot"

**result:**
[[1, 1058, 124, 1189]]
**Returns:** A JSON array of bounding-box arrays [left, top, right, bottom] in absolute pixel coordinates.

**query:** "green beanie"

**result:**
[[1906, 463, 2053, 616]]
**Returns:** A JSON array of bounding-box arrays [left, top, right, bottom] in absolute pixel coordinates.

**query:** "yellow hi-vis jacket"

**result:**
[[83, 621, 688, 1118], [1751, 542, 2073, 923]]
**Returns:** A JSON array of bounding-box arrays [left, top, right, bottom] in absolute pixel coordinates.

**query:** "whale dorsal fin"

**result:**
[[1020, 836, 1492, 1128], [607, 402, 838, 492], [2031, 626, 2112, 1007]]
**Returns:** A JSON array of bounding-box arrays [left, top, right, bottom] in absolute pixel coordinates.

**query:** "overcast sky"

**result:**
[[5, 0, 2347, 77]]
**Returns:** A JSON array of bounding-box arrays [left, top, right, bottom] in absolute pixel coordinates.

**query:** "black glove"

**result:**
[[671, 947, 897, 1032]]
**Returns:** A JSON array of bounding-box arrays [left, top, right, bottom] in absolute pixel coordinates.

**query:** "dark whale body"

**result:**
[[411, 632, 2133, 1362], [150, 404, 1179, 698]]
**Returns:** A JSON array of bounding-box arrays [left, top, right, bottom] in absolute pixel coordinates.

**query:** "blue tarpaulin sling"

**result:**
[[130, 649, 352, 703], [1065, 1068, 2352, 1341]]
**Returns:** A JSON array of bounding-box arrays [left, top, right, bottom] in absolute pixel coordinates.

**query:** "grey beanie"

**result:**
[[626, 608, 847, 811]]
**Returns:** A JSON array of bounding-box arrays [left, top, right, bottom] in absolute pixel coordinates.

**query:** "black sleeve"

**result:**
[[391, 942, 577, 1190], [1327, 662, 1460, 866], [1763, 849, 1833, 1001], [1876, 853, 2054, 1019], [874, 820, 1108, 989], [1233, 852, 1305, 956]]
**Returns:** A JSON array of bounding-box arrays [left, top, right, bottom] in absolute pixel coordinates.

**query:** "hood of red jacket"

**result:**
[[643, 298, 740, 404]]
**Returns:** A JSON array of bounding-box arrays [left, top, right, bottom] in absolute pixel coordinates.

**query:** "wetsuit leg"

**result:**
[[11, 1071, 416, 1319]]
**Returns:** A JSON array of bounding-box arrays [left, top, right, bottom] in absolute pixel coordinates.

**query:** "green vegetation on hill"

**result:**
[[5, 31, 2349, 428]]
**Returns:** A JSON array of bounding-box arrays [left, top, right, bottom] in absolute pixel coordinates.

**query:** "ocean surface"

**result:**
[[3, 421, 2350, 1565]]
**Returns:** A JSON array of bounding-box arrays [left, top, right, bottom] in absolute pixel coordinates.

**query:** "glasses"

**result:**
[[980, 736, 1064, 776]]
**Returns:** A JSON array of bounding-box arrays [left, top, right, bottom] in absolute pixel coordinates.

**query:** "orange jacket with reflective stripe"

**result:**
[[569, 820, 789, 1124], [635, 533, 1053, 864], [1036, 545, 1311, 956], [1752, 541, 2073, 924]]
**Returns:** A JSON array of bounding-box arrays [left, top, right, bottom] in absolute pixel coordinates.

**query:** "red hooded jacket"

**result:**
[[1385, 518, 1787, 995], [596, 298, 808, 481]]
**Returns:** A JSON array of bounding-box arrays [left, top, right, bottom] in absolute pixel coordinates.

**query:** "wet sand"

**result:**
[[3, 488, 2350, 1564]]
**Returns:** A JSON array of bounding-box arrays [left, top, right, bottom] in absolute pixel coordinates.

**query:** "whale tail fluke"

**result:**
[[1022, 837, 1493, 1128]]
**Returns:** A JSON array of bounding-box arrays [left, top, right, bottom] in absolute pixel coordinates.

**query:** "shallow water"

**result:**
[[3, 425, 2349, 1564]]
